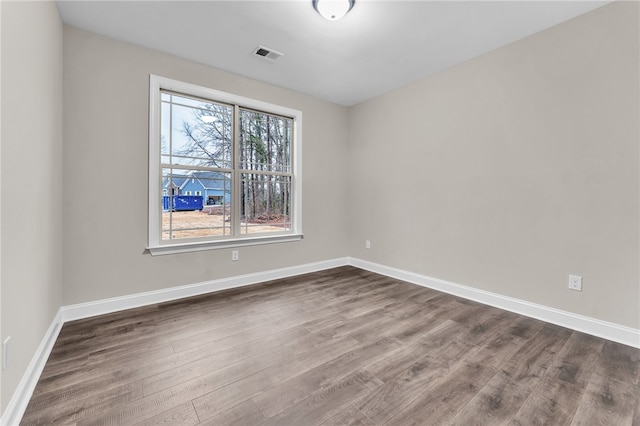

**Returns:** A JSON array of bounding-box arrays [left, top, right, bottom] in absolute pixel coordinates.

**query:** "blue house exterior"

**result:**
[[162, 171, 231, 206]]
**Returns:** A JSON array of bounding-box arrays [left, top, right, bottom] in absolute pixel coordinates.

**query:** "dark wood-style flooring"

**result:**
[[22, 266, 640, 425]]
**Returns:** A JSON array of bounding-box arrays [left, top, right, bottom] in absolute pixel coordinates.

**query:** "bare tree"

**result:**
[[180, 104, 291, 223]]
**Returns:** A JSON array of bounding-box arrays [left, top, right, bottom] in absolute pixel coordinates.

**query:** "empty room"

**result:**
[[1, 0, 639, 424]]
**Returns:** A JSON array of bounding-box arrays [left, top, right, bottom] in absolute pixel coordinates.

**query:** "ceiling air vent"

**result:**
[[253, 45, 284, 62]]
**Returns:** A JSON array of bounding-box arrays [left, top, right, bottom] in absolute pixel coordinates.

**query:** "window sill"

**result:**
[[147, 233, 304, 256]]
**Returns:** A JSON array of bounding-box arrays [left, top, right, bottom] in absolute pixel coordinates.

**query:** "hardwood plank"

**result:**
[[75, 378, 212, 426], [329, 280, 408, 319], [143, 344, 291, 397], [191, 334, 362, 421], [252, 337, 398, 418], [595, 340, 640, 385], [168, 304, 324, 354], [448, 373, 532, 425], [453, 307, 520, 347], [24, 381, 142, 414], [32, 364, 146, 402], [385, 361, 497, 425], [56, 304, 161, 339], [462, 327, 529, 371], [197, 400, 265, 426], [38, 308, 351, 400], [570, 371, 636, 425], [543, 332, 604, 389], [301, 312, 349, 333], [450, 301, 491, 325], [258, 371, 383, 426], [346, 300, 449, 343], [509, 316, 545, 339], [321, 405, 376, 426], [87, 343, 176, 369], [33, 338, 223, 400], [398, 285, 443, 305], [634, 382, 640, 426], [50, 317, 169, 361], [365, 319, 470, 382], [132, 402, 199, 426], [500, 323, 572, 388], [21, 381, 144, 425], [357, 357, 450, 424], [308, 304, 404, 342], [141, 326, 310, 396], [510, 377, 584, 426]]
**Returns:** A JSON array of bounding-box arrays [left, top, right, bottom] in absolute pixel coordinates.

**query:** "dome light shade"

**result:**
[[313, 0, 355, 21]]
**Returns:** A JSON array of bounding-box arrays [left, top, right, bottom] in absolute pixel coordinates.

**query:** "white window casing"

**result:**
[[148, 75, 302, 255]]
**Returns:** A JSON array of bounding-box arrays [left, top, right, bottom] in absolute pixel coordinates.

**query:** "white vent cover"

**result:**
[[253, 45, 284, 62]]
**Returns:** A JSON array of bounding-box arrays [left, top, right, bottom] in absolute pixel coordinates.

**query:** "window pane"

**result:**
[[162, 168, 232, 240], [161, 102, 171, 156], [161, 92, 232, 170], [240, 173, 291, 235], [151, 78, 300, 251], [239, 109, 291, 173]]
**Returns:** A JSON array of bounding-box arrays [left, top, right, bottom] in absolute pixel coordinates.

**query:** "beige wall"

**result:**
[[62, 27, 350, 305], [1, 1, 64, 411], [348, 1, 639, 329]]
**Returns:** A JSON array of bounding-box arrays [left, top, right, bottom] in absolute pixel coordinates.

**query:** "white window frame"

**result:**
[[148, 75, 303, 255]]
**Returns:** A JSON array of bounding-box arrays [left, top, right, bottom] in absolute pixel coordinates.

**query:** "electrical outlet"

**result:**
[[3, 337, 10, 370], [568, 275, 582, 291], [231, 250, 239, 261], [365, 240, 371, 249]]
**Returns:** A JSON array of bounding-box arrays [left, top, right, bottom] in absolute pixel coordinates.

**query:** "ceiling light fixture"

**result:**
[[312, 0, 355, 21]]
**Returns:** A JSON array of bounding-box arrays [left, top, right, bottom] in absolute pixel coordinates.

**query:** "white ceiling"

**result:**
[[57, 1, 611, 106]]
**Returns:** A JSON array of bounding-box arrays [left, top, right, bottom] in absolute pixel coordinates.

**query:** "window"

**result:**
[[148, 75, 302, 255]]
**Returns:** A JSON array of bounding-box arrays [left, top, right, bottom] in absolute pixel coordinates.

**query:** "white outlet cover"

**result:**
[[568, 275, 582, 291]]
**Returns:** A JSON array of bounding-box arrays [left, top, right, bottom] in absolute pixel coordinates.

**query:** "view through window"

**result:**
[[149, 76, 301, 253]]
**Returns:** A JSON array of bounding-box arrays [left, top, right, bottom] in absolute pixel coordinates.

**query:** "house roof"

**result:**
[[163, 171, 229, 191], [162, 175, 187, 188], [192, 171, 230, 191]]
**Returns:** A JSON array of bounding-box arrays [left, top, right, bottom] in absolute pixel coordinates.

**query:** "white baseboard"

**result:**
[[1, 309, 64, 426], [5, 256, 638, 425], [348, 257, 640, 349], [62, 257, 349, 322]]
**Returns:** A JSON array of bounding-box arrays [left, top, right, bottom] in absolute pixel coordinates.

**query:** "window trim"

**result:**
[[147, 75, 302, 256]]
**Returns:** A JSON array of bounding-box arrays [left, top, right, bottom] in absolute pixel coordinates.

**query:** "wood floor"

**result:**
[[22, 266, 640, 425]]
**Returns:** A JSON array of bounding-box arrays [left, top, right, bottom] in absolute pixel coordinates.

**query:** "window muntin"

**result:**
[[240, 109, 291, 173], [161, 92, 233, 170], [240, 173, 292, 235], [149, 76, 302, 254], [238, 109, 292, 236]]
